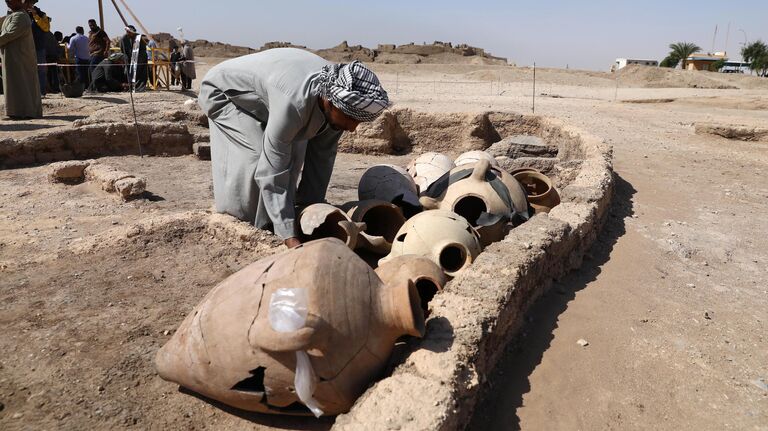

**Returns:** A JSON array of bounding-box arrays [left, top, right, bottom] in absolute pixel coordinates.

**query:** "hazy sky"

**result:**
[[37, 0, 767, 70]]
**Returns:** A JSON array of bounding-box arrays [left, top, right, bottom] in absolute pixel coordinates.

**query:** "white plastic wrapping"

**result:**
[[268, 288, 324, 417]]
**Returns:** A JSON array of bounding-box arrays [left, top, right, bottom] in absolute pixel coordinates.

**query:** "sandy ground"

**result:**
[[1, 59, 767, 430]]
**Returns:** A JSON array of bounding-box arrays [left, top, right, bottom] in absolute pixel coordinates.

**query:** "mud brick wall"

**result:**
[[0, 122, 194, 168]]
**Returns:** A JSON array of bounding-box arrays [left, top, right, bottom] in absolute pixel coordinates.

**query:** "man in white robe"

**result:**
[[198, 48, 389, 248]]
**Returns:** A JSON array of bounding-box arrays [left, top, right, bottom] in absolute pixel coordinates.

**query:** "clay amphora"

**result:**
[[512, 170, 561, 213], [375, 255, 447, 313], [508, 167, 542, 177], [358, 164, 421, 215], [298, 203, 365, 249], [496, 169, 533, 224], [420, 159, 519, 245], [406, 152, 455, 194], [341, 200, 407, 255], [155, 238, 425, 416], [454, 150, 500, 168], [380, 209, 482, 277]]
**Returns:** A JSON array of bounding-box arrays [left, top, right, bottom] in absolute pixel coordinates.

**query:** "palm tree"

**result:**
[[741, 40, 768, 76], [668, 42, 701, 70], [660, 55, 680, 68]]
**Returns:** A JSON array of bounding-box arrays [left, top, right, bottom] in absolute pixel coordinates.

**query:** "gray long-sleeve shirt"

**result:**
[[199, 48, 336, 238]]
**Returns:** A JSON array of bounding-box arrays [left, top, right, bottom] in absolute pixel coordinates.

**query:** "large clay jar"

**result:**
[[298, 203, 365, 249], [358, 164, 421, 216], [420, 159, 519, 245], [341, 200, 407, 255], [508, 167, 542, 177], [375, 255, 447, 313], [406, 152, 455, 194], [379, 209, 482, 277], [155, 238, 425, 416], [454, 150, 500, 168], [496, 169, 533, 224], [512, 170, 561, 213]]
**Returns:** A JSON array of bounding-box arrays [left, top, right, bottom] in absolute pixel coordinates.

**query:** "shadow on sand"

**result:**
[[0, 122, 59, 132], [82, 96, 129, 104], [179, 387, 334, 430], [468, 173, 636, 430]]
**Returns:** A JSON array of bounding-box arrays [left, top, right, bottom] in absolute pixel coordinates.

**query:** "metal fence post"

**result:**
[[532, 62, 536, 114]]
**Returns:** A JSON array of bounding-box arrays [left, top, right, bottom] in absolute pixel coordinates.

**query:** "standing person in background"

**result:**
[[179, 40, 195, 90], [169, 45, 181, 87], [68, 26, 89, 85], [0, 0, 43, 119], [44, 29, 61, 93], [26, 1, 48, 95], [119, 25, 147, 90], [87, 18, 110, 83]]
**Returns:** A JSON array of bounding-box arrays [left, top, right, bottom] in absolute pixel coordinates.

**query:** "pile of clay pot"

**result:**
[[155, 150, 561, 418]]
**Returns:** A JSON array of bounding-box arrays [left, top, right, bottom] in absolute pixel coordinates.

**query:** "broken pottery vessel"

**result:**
[[420, 159, 523, 245], [453, 150, 500, 168], [496, 168, 533, 224], [380, 209, 482, 277], [155, 238, 425, 416], [358, 164, 421, 215], [512, 170, 561, 213], [341, 200, 407, 255], [375, 255, 447, 313], [406, 152, 455, 194], [298, 203, 365, 249]]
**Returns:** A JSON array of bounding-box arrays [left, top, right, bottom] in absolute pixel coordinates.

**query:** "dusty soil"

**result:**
[[1, 59, 767, 430], [0, 152, 410, 431]]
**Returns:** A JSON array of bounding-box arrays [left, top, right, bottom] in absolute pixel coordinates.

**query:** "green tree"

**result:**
[[711, 59, 727, 71], [660, 55, 680, 68], [741, 40, 768, 76], [668, 42, 701, 70]]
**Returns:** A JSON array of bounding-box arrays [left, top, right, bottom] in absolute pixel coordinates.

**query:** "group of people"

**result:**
[[0, 0, 197, 119], [4, 1, 393, 247], [70, 22, 196, 94]]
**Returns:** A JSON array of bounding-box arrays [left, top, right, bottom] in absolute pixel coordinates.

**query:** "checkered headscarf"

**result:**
[[317, 61, 390, 122]]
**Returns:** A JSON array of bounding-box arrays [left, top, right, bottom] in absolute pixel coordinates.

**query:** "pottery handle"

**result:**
[[419, 196, 440, 210], [337, 220, 366, 249], [471, 158, 491, 181]]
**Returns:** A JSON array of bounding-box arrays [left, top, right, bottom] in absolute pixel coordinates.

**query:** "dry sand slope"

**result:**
[[0, 60, 767, 431]]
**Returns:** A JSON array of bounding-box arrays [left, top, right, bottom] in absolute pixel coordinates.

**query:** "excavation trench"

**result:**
[[0, 107, 611, 431]]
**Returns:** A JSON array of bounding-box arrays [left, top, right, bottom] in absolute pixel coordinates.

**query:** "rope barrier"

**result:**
[[31, 60, 206, 67]]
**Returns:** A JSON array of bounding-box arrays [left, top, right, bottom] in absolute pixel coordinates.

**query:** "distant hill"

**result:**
[[148, 34, 510, 65]]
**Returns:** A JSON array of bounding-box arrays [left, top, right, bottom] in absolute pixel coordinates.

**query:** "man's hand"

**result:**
[[284, 237, 301, 249]]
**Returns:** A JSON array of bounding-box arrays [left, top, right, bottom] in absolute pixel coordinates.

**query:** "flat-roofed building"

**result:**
[[685, 52, 727, 71], [611, 58, 659, 72]]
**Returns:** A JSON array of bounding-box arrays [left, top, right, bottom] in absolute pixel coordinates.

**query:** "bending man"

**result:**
[[199, 48, 389, 248]]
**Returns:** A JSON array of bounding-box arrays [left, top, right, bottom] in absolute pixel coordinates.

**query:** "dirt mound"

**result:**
[[70, 211, 281, 255], [338, 108, 502, 155], [315, 41, 509, 65], [695, 122, 768, 141], [616, 65, 737, 89], [149, 33, 509, 65], [0, 211, 284, 430], [147, 33, 258, 57]]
